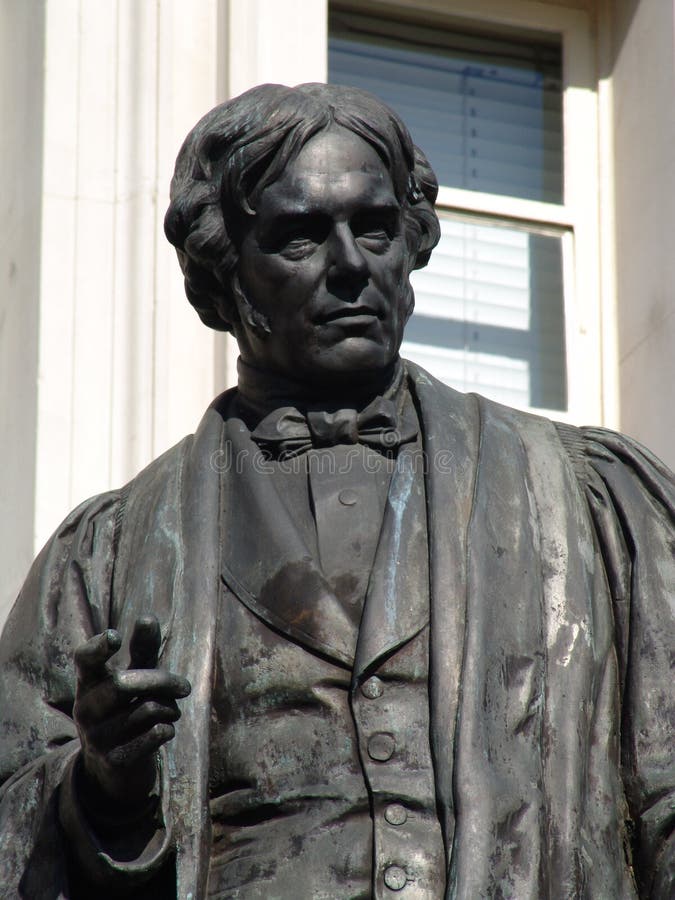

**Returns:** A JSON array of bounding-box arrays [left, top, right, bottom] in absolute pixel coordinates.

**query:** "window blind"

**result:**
[[329, 14, 563, 203], [403, 214, 566, 410]]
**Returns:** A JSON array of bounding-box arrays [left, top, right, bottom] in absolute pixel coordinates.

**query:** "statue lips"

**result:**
[[317, 304, 384, 331]]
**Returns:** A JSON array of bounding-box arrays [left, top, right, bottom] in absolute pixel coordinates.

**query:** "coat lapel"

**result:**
[[354, 438, 429, 677], [112, 393, 227, 900], [219, 413, 359, 667], [168, 398, 224, 900], [406, 363, 480, 874]]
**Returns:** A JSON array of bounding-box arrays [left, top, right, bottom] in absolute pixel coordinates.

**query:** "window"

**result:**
[[329, 4, 600, 420]]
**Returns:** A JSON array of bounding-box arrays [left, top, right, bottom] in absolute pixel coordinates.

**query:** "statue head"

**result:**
[[164, 83, 440, 383]]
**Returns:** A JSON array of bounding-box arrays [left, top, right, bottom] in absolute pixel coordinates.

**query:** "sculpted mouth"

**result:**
[[320, 306, 382, 324]]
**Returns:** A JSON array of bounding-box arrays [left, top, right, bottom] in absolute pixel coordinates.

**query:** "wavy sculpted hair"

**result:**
[[164, 83, 441, 333]]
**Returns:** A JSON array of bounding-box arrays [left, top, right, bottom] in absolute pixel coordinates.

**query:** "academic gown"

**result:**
[[0, 362, 673, 898]]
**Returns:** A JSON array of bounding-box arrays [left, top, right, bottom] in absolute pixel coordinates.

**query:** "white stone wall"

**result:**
[[607, 0, 675, 467], [0, 0, 45, 628]]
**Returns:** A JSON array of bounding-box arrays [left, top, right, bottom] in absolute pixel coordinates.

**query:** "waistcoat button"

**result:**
[[338, 488, 358, 506], [384, 803, 407, 826], [361, 676, 383, 699], [368, 732, 395, 761], [383, 865, 408, 890]]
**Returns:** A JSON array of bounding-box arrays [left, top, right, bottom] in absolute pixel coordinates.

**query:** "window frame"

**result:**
[[330, 0, 602, 425]]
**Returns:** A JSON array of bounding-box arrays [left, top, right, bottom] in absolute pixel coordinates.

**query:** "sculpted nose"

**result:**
[[327, 224, 368, 294]]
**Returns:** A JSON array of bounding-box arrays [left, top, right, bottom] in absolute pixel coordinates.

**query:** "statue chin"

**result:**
[[306, 337, 400, 381]]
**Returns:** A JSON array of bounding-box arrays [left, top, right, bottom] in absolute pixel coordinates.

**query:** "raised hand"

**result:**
[[73, 616, 191, 813]]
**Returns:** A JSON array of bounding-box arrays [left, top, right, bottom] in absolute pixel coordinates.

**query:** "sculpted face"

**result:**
[[233, 127, 413, 386]]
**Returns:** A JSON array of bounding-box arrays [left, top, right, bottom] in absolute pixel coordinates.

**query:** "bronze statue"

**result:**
[[1, 83, 673, 899]]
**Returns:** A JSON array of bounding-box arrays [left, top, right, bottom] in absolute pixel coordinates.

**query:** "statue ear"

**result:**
[[229, 273, 272, 338]]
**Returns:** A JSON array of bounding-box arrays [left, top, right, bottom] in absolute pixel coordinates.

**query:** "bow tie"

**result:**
[[250, 396, 417, 460]]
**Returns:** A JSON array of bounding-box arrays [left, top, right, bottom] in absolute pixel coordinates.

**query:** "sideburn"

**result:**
[[229, 273, 272, 338]]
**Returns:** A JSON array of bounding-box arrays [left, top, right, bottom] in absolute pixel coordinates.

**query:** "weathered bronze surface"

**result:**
[[1, 84, 673, 898]]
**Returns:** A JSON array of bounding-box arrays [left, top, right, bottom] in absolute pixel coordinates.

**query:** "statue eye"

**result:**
[[360, 226, 388, 239], [285, 234, 314, 248], [275, 216, 329, 255], [280, 237, 317, 260], [352, 210, 398, 243]]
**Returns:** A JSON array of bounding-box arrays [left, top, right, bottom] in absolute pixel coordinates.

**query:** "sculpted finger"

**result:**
[[74, 675, 127, 725], [129, 615, 161, 669], [114, 669, 191, 701], [74, 630, 122, 686], [107, 723, 176, 768], [77, 670, 190, 725], [90, 699, 181, 750]]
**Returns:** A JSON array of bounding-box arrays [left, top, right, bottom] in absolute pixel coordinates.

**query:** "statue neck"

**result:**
[[235, 357, 403, 422]]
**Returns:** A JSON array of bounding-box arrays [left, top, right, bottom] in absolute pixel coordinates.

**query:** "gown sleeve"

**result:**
[[556, 423, 675, 899], [0, 487, 174, 898]]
